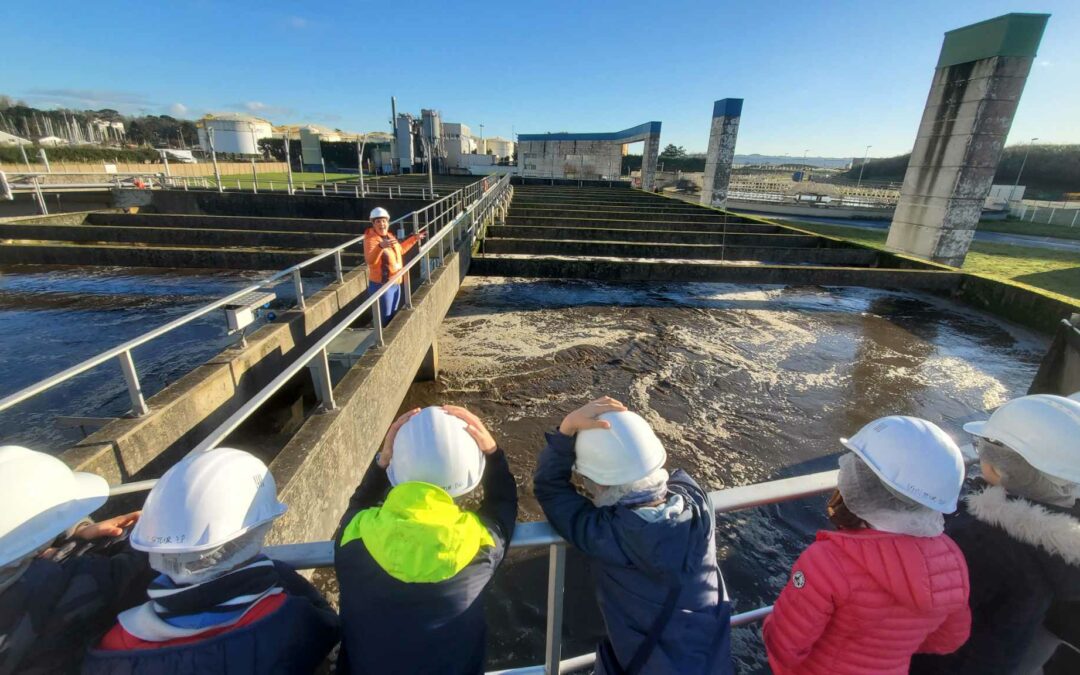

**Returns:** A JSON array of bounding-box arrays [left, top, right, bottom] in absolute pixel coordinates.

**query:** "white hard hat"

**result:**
[[389, 407, 485, 497], [130, 448, 286, 554], [0, 446, 109, 567], [964, 394, 1080, 483], [841, 416, 964, 513], [574, 411, 667, 486], [1069, 392, 1080, 403], [370, 207, 390, 220]]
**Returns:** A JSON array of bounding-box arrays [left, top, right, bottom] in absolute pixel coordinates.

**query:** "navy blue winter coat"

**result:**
[[0, 550, 151, 675], [79, 560, 339, 675], [333, 449, 518, 675], [910, 483, 1080, 675], [533, 430, 733, 675]]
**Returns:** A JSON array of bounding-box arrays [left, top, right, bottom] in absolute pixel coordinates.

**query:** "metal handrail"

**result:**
[[0, 175, 504, 420], [183, 173, 511, 456], [105, 467, 837, 674]]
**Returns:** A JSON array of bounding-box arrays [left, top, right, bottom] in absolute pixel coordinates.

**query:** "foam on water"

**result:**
[[398, 276, 1046, 672]]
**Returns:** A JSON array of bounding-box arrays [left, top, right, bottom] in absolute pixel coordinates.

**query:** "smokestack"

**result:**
[[390, 96, 397, 132]]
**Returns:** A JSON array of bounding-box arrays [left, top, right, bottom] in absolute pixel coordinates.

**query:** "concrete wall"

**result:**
[[701, 99, 743, 208], [518, 139, 624, 180], [267, 247, 470, 545], [61, 266, 369, 484], [886, 14, 1048, 266]]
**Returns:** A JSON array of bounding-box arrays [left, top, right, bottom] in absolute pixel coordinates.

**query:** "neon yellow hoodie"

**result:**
[[339, 482, 495, 583]]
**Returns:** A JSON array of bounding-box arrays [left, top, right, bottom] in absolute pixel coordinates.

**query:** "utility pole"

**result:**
[[856, 145, 872, 189], [479, 123, 485, 155], [19, 142, 30, 170], [207, 127, 222, 192], [1012, 137, 1039, 201], [320, 158, 327, 184], [283, 134, 295, 195], [356, 134, 367, 196]]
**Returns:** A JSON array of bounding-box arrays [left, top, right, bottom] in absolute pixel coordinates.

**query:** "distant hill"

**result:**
[[841, 145, 1080, 199], [735, 154, 852, 169]]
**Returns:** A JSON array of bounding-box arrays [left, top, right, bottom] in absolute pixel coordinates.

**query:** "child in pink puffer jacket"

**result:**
[[762, 416, 971, 675]]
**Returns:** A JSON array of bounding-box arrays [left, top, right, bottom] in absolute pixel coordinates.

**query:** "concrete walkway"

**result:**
[[762, 214, 1080, 254]]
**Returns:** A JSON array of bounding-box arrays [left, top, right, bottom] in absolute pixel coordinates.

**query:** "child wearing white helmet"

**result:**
[[911, 394, 1080, 675], [533, 397, 734, 675], [364, 206, 424, 326], [764, 416, 971, 675], [0, 446, 148, 674], [334, 405, 516, 675], [81, 448, 339, 674]]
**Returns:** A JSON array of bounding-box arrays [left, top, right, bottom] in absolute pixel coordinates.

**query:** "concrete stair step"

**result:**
[[505, 215, 773, 232], [481, 238, 877, 265], [88, 212, 366, 235], [0, 238, 364, 271], [471, 253, 962, 289], [0, 222, 354, 249], [490, 223, 786, 241], [510, 207, 736, 222]]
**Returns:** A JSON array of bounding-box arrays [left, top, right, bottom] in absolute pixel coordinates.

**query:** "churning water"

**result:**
[[397, 276, 1046, 672]]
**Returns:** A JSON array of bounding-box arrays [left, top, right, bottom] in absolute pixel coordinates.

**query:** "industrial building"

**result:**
[[516, 122, 662, 189], [196, 113, 274, 156]]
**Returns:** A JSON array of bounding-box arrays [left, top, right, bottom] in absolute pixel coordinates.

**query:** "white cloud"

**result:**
[[287, 16, 308, 29], [1038, 60, 1053, 68], [226, 100, 295, 118], [167, 102, 188, 116]]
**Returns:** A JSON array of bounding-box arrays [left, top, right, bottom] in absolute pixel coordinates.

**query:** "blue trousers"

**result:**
[[368, 281, 401, 326]]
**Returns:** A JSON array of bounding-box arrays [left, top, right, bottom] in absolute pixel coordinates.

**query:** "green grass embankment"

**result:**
[[787, 221, 1080, 302]]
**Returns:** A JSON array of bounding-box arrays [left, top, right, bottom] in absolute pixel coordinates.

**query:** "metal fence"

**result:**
[[1009, 200, 1080, 227], [104, 467, 838, 674], [0, 174, 513, 424]]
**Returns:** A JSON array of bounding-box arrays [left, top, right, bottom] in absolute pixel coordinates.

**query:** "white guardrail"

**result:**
[[105, 468, 839, 675], [0, 174, 511, 420]]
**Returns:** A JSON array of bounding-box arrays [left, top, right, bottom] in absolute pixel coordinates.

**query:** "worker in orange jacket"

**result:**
[[364, 207, 423, 326]]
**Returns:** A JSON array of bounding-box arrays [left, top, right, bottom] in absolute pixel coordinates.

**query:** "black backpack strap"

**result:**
[[622, 582, 683, 675]]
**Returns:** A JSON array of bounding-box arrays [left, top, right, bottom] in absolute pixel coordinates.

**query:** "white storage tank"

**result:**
[[197, 113, 274, 155]]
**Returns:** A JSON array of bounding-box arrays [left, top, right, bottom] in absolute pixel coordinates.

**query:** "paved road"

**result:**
[[765, 214, 1080, 254]]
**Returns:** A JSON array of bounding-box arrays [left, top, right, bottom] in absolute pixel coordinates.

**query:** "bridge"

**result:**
[[1, 173, 1077, 673]]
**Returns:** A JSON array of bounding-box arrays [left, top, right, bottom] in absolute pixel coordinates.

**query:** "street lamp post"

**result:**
[[1012, 137, 1039, 201], [207, 127, 222, 193], [856, 145, 872, 189], [356, 135, 367, 197]]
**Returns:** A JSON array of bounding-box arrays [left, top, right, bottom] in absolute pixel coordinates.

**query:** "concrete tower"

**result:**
[[886, 13, 1049, 267], [701, 98, 743, 208]]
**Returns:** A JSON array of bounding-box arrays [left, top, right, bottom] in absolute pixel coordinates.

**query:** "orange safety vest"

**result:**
[[364, 228, 419, 284]]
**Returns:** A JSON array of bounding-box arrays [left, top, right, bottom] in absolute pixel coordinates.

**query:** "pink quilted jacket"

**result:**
[[762, 528, 970, 675]]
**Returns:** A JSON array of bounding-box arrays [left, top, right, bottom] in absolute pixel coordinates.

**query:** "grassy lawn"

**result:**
[[785, 221, 1080, 302], [976, 217, 1080, 242]]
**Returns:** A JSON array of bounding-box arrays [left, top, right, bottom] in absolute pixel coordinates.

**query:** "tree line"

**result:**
[[0, 95, 198, 150]]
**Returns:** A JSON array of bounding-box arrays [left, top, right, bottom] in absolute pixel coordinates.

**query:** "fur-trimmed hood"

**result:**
[[965, 486, 1080, 567]]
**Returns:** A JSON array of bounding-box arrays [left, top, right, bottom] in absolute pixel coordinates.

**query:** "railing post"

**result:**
[[310, 347, 336, 411], [117, 349, 149, 416], [372, 303, 384, 347], [355, 186, 359, 198], [544, 544, 566, 675], [403, 270, 413, 309], [292, 269, 306, 309], [333, 250, 344, 284]]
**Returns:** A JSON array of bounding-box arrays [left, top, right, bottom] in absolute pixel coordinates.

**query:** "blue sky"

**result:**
[[2, 0, 1076, 159]]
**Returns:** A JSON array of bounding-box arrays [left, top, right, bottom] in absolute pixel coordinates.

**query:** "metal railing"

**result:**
[[182, 173, 511, 455], [106, 467, 839, 674], [0, 174, 511, 423]]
